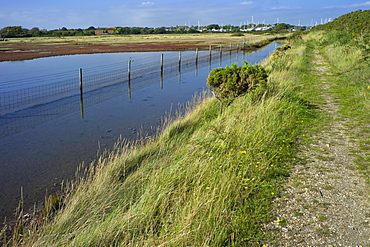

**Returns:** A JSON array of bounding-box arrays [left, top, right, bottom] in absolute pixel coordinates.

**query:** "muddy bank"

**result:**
[[0, 43, 209, 62]]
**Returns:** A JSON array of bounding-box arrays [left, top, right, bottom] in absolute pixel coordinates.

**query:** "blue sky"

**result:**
[[1, 0, 369, 30]]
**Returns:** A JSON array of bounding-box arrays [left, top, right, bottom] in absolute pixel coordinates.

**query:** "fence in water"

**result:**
[[0, 44, 245, 117], [0, 43, 258, 139]]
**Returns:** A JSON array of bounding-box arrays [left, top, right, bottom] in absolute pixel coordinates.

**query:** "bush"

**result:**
[[207, 62, 268, 104]]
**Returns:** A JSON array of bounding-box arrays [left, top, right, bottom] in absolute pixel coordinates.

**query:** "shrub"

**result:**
[[275, 44, 291, 52], [206, 62, 268, 104]]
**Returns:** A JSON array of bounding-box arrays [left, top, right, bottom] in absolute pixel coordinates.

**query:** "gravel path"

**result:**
[[264, 50, 370, 246]]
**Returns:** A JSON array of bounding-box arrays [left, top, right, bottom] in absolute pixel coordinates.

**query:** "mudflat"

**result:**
[[0, 33, 269, 61]]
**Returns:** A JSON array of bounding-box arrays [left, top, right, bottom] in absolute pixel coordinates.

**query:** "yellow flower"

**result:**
[[240, 150, 247, 154], [367, 85, 370, 89], [206, 187, 210, 190]]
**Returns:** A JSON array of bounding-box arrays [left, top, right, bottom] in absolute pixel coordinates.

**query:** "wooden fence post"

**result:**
[[79, 68, 83, 94], [178, 51, 181, 82], [160, 54, 164, 89], [128, 59, 132, 100], [79, 68, 84, 118]]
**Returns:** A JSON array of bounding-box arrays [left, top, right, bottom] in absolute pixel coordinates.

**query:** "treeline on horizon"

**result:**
[[0, 23, 298, 38]]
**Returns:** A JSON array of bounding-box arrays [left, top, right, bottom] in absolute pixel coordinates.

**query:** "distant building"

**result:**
[[95, 27, 116, 35]]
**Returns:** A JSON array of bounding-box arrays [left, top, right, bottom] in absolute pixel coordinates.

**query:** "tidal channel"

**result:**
[[0, 43, 281, 220]]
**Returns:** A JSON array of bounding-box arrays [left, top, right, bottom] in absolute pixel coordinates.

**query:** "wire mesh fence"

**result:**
[[0, 44, 242, 116]]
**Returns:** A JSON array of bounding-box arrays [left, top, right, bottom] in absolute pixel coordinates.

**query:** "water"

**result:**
[[0, 43, 280, 220]]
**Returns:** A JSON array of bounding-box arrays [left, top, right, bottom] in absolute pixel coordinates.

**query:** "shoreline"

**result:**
[[0, 43, 210, 62], [0, 34, 286, 62]]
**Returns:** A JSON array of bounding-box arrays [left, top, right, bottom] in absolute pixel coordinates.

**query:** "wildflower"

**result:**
[[271, 192, 275, 196], [206, 187, 210, 190], [240, 150, 247, 154], [368, 85, 370, 89], [277, 218, 284, 222]]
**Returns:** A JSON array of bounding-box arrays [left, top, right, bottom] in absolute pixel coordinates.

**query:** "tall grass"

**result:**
[[6, 36, 316, 246]]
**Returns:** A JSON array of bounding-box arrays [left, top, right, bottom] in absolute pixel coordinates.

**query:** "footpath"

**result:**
[[265, 49, 370, 246]]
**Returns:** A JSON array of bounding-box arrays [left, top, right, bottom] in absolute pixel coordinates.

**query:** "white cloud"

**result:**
[[323, 1, 370, 9], [140, 2, 155, 7], [241, 1, 253, 5], [271, 6, 290, 10]]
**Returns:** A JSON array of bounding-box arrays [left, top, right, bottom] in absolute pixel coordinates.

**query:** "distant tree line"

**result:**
[[0, 23, 298, 38]]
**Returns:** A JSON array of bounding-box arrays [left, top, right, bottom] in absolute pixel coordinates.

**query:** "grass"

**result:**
[[2, 32, 286, 47], [3, 32, 314, 246]]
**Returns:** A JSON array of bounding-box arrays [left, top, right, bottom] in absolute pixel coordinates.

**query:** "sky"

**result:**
[[0, 0, 369, 30]]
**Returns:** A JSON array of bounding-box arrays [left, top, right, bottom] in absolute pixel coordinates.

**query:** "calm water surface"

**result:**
[[0, 43, 280, 220]]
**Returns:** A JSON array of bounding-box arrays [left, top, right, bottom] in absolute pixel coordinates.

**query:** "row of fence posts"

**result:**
[[77, 43, 242, 119]]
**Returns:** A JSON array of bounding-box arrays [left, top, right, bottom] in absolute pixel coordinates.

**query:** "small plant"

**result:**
[[270, 44, 292, 60], [206, 61, 268, 104], [317, 215, 327, 221], [275, 44, 291, 52]]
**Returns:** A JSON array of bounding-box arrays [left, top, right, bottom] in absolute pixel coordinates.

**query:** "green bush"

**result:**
[[207, 62, 268, 104]]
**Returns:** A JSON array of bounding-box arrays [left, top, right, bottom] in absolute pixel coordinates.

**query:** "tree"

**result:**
[[0, 26, 25, 37], [274, 23, 294, 31], [154, 27, 166, 34], [207, 24, 220, 30]]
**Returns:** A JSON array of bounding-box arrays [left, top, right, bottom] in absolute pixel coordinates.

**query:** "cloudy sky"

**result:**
[[1, 0, 369, 30]]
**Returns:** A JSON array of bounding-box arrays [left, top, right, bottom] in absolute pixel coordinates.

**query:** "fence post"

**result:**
[[79, 68, 84, 118], [208, 45, 212, 71], [79, 68, 83, 94], [219, 45, 222, 66], [195, 48, 199, 75], [128, 59, 131, 81], [178, 51, 181, 82], [160, 54, 164, 89], [128, 59, 132, 100]]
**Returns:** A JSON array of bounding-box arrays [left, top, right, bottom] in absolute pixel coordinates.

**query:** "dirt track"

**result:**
[[0, 43, 209, 62]]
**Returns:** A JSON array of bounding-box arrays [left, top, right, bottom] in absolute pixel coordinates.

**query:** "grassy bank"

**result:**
[[5, 34, 315, 246]]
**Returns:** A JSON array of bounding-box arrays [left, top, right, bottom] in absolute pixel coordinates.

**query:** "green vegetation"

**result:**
[[2, 9, 369, 246], [0, 22, 297, 38], [206, 62, 268, 104], [313, 10, 370, 177]]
